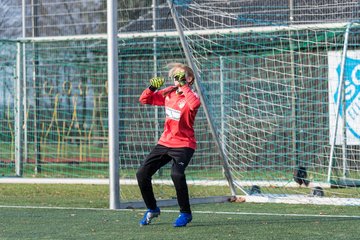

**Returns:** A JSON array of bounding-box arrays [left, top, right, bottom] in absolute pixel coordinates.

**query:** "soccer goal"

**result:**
[[164, 0, 360, 206], [1, 0, 360, 208]]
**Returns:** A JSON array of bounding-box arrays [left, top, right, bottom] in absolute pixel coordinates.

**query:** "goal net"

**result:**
[[166, 0, 360, 205]]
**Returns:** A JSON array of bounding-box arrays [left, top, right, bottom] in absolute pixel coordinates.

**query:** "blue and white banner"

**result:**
[[328, 51, 360, 145]]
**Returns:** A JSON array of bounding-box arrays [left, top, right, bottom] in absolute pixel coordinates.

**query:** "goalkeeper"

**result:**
[[137, 62, 201, 227]]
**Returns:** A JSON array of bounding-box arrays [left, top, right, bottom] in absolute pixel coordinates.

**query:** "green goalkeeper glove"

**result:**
[[173, 71, 187, 86], [150, 77, 165, 89]]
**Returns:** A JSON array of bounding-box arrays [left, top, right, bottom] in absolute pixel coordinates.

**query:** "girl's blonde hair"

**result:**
[[162, 63, 195, 96]]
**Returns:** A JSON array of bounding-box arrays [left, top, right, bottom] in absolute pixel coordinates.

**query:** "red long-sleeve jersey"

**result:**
[[139, 85, 201, 149]]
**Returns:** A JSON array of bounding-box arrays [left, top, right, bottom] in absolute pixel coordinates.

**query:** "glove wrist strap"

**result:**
[[149, 85, 158, 91]]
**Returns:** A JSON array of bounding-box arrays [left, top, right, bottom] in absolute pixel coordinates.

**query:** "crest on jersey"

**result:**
[[178, 99, 186, 109]]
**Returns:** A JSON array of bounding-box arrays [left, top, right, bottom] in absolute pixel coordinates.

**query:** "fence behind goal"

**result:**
[[0, 0, 360, 206], [0, 36, 225, 201]]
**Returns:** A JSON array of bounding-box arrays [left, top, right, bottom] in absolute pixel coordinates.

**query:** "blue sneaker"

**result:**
[[139, 207, 160, 226], [173, 213, 192, 227]]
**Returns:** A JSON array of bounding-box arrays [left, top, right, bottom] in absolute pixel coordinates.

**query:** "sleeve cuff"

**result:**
[[148, 85, 157, 92]]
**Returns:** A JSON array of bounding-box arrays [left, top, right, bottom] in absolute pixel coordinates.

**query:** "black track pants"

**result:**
[[136, 144, 195, 214]]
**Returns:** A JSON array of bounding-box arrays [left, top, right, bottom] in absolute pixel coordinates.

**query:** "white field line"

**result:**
[[0, 178, 331, 188], [0, 205, 359, 219]]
